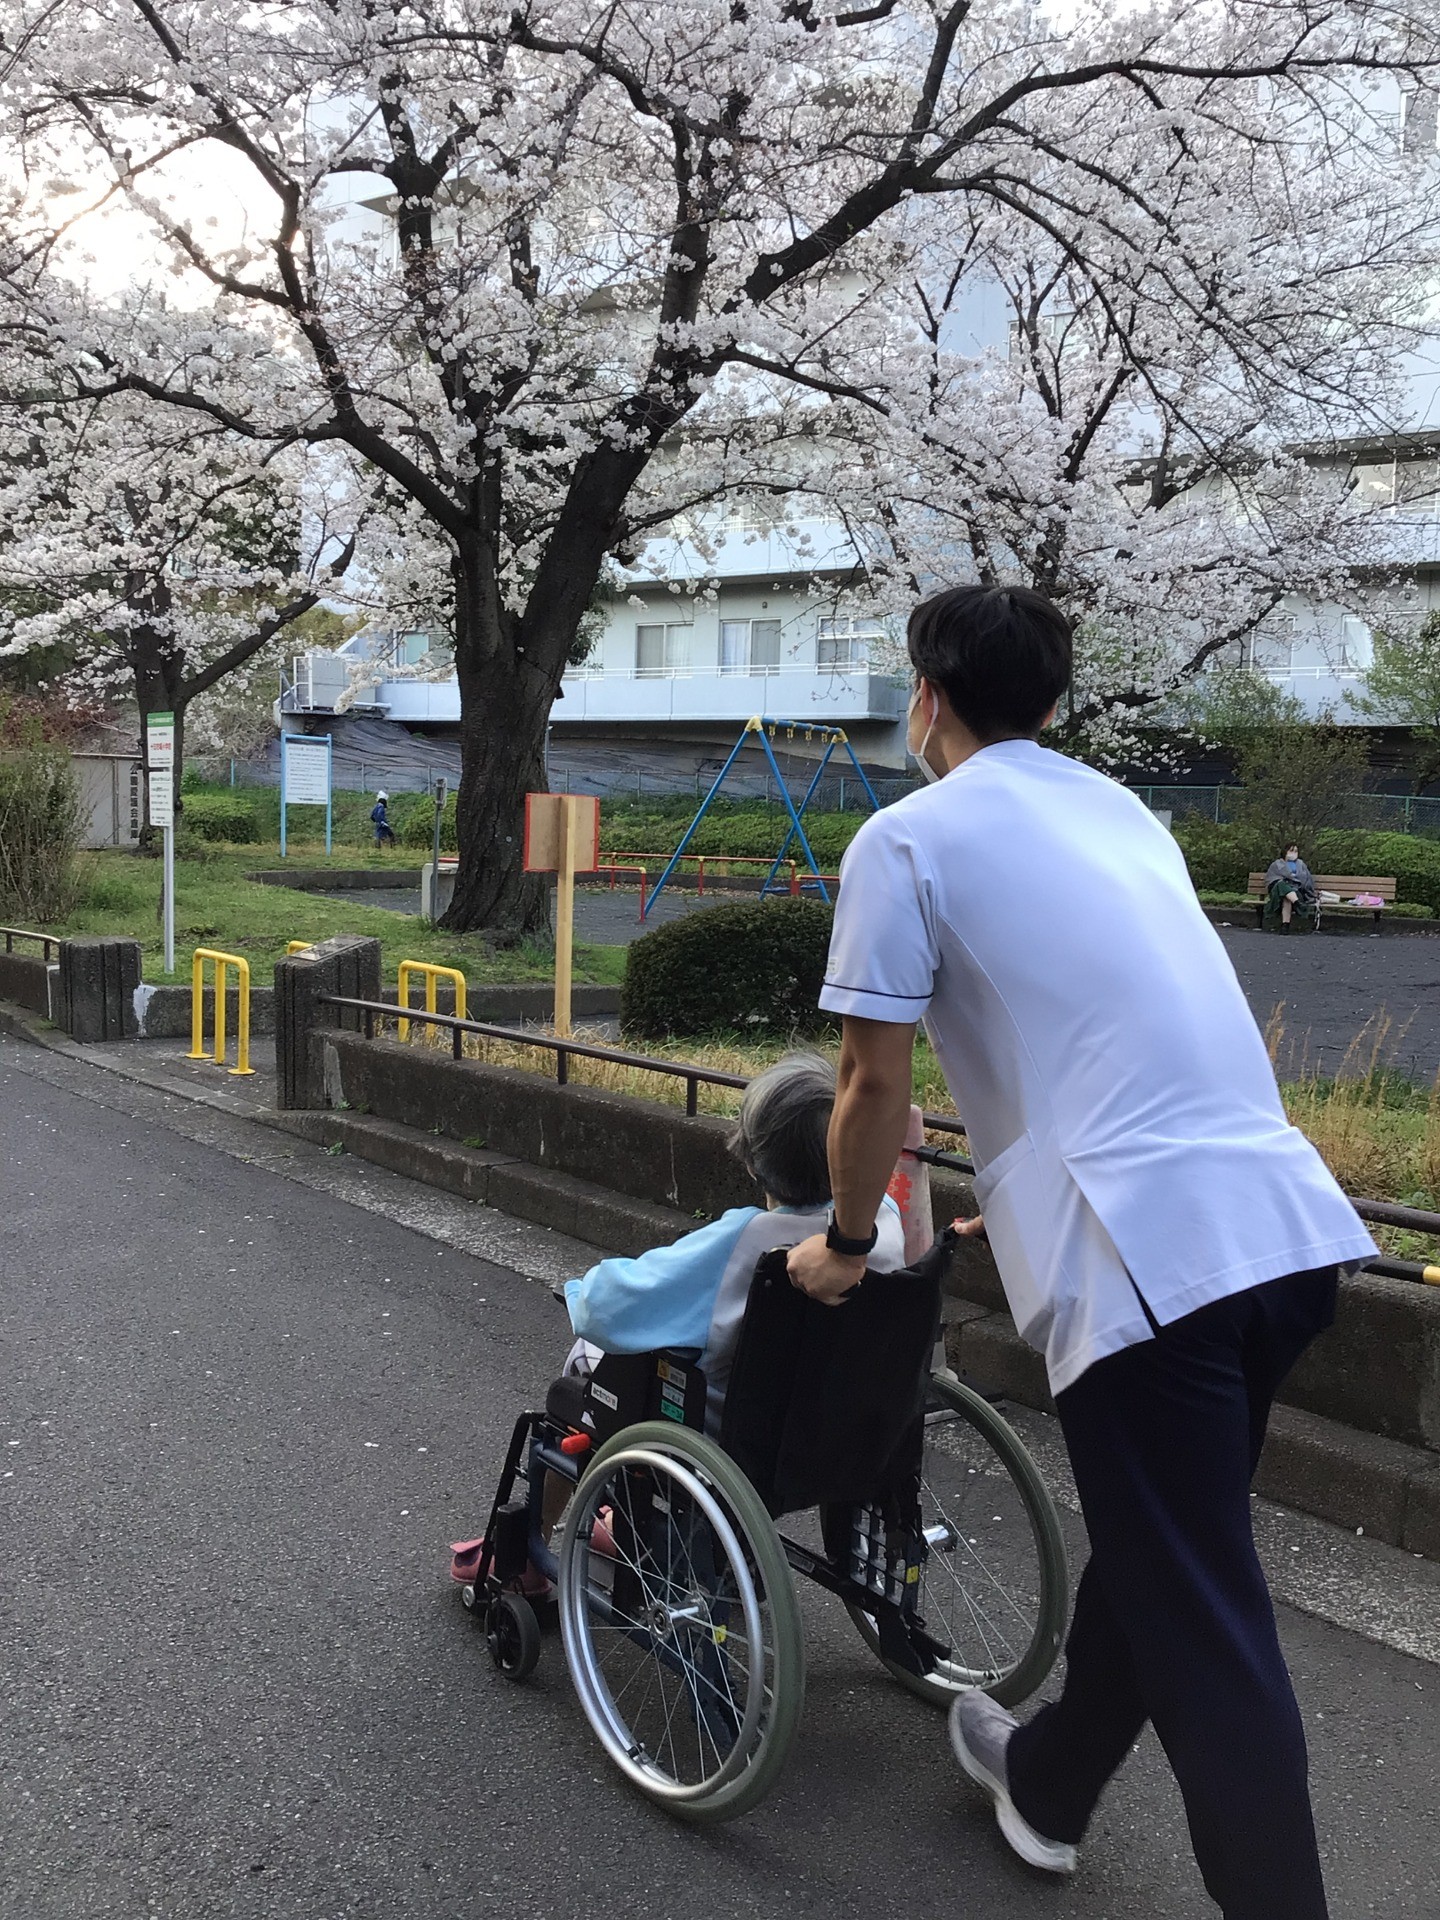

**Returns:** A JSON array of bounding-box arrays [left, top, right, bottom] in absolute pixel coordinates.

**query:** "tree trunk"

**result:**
[[442, 632, 559, 937]]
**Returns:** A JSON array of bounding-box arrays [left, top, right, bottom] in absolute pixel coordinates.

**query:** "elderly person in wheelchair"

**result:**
[[450, 1052, 1067, 1824]]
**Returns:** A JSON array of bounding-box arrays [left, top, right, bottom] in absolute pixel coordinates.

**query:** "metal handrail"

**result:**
[[313, 994, 1440, 1283], [316, 992, 969, 1140], [1, 926, 59, 960]]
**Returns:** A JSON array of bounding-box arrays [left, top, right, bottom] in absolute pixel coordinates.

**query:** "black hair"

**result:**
[[907, 584, 1072, 742]]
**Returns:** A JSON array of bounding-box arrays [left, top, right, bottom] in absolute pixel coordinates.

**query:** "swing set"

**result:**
[[642, 716, 881, 920]]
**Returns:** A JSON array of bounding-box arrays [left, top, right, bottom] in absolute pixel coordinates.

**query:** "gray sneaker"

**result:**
[[949, 1692, 1078, 1875]]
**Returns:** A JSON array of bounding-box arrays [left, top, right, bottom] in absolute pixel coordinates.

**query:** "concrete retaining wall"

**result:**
[[0, 950, 53, 1018], [316, 1030, 757, 1217], [248, 868, 422, 892], [132, 982, 277, 1039], [313, 1027, 1440, 1456]]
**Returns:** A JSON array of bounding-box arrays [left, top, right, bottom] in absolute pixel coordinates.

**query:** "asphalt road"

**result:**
[[3, 1040, 1438, 1920]]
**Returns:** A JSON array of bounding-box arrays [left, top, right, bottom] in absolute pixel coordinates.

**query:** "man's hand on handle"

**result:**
[[786, 1234, 868, 1306]]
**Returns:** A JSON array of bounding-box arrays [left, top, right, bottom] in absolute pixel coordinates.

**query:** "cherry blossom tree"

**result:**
[[0, 357, 362, 803], [0, 1, 1436, 927], [762, 82, 1438, 764]]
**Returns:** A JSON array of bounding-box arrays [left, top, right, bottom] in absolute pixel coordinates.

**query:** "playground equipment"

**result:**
[[642, 718, 880, 920]]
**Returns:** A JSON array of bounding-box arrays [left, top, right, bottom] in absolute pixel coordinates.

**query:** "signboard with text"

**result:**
[[279, 732, 333, 857], [283, 737, 332, 807], [146, 712, 175, 830]]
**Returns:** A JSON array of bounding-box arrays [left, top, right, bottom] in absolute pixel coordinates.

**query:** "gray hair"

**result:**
[[728, 1052, 835, 1209]]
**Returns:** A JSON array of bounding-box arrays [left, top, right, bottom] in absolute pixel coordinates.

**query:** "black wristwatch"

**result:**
[[825, 1214, 878, 1259]]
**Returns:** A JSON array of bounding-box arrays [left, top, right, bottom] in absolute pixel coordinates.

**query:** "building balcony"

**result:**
[[554, 662, 906, 726]]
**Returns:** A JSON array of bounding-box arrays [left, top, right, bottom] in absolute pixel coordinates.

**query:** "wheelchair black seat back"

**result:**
[[462, 1229, 1069, 1825]]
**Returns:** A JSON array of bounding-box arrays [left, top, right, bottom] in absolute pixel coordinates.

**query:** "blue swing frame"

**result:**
[[641, 717, 881, 920]]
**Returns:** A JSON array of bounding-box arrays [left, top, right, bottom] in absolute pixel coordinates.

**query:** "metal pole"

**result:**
[[162, 822, 175, 975], [280, 734, 288, 859], [325, 736, 333, 856], [430, 775, 447, 919]]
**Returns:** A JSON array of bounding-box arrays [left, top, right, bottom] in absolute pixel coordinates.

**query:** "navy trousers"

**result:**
[[1005, 1267, 1338, 1920]]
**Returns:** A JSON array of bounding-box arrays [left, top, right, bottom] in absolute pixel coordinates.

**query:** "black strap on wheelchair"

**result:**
[[720, 1228, 953, 1517]]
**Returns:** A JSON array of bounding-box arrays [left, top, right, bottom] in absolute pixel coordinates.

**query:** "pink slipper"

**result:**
[[448, 1536, 552, 1599], [449, 1537, 485, 1584]]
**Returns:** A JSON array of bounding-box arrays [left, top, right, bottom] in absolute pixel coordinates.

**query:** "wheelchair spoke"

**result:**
[[558, 1434, 801, 1814]]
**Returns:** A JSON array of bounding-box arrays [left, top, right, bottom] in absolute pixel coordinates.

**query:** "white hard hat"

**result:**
[[376, 789, 388, 801]]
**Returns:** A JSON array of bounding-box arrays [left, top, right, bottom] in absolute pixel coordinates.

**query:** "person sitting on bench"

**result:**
[[1264, 843, 1317, 933]]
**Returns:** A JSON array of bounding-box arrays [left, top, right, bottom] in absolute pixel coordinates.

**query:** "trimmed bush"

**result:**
[[400, 797, 457, 851], [621, 899, 835, 1038], [0, 744, 85, 921], [1309, 830, 1440, 915], [180, 794, 263, 843], [1171, 821, 1270, 892]]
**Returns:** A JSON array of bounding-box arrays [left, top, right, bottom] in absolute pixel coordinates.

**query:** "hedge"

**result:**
[[179, 794, 264, 843], [401, 797, 457, 851], [621, 899, 835, 1038], [602, 799, 865, 869]]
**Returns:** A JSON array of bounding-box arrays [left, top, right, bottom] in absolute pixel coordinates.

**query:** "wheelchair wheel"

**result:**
[[557, 1421, 805, 1824], [488, 1592, 541, 1680], [846, 1373, 1068, 1708]]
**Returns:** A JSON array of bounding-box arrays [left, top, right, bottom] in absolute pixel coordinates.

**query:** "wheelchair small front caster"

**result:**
[[487, 1593, 541, 1680], [459, 1582, 480, 1613]]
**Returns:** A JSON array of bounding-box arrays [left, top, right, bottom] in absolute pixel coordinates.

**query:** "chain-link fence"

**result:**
[[1130, 786, 1440, 838], [194, 750, 1440, 835]]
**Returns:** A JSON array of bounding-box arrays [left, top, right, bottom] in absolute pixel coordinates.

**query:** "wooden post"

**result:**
[[554, 795, 577, 1038]]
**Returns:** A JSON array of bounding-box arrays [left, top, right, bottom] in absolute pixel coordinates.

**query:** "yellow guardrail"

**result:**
[[187, 948, 256, 1077], [286, 940, 315, 955], [396, 961, 467, 1042]]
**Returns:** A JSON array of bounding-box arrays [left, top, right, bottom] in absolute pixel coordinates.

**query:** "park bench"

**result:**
[[1244, 873, 1397, 926]]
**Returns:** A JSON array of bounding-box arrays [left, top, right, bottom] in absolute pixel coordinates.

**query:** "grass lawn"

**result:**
[[52, 844, 627, 988]]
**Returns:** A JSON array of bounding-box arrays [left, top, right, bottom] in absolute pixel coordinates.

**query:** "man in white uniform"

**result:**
[[787, 584, 1374, 1920]]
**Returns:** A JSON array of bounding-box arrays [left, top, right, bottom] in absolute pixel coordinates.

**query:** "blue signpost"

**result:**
[[280, 732, 333, 858]]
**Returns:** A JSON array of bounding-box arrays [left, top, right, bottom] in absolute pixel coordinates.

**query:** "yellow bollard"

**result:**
[[187, 948, 255, 1077], [396, 961, 467, 1043], [1425, 1266, 1440, 1287], [286, 940, 315, 955]]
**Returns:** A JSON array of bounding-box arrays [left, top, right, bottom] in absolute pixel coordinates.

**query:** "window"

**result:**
[[719, 618, 782, 674], [1350, 461, 1395, 509], [635, 623, 691, 677], [816, 616, 878, 670], [1338, 615, 1371, 671], [1240, 619, 1295, 673]]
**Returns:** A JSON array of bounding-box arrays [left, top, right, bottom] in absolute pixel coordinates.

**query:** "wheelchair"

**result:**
[[459, 1231, 1069, 1823]]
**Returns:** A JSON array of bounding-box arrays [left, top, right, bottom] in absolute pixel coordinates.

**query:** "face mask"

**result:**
[[908, 683, 943, 784]]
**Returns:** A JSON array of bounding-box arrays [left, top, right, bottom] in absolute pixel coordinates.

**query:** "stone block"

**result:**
[[55, 937, 140, 1042], [274, 935, 382, 1109], [0, 949, 54, 1018]]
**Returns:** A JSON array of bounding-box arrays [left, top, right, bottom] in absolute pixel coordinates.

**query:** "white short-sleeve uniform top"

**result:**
[[819, 740, 1375, 1396]]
